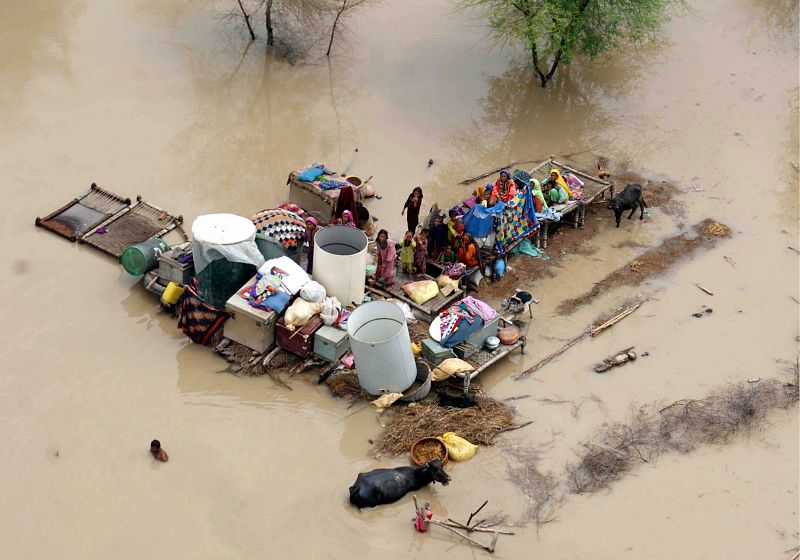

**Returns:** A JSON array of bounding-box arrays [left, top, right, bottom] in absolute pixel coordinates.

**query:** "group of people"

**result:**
[[471, 167, 583, 212], [302, 167, 583, 289]]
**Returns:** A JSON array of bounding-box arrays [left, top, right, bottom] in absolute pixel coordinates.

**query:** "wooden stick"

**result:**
[[427, 520, 498, 553], [695, 283, 714, 296], [466, 500, 488, 527], [590, 303, 642, 337], [262, 346, 282, 367], [458, 161, 521, 185], [514, 332, 587, 380], [317, 363, 340, 384], [496, 420, 533, 434], [444, 519, 515, 535]]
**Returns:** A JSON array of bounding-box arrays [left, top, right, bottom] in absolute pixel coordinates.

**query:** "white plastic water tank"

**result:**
[[347, 300, 416, 395], [312, 225, 368, 307]]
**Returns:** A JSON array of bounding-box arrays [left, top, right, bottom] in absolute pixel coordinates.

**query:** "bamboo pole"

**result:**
[[590, 303, 641, 337], [513, 332, 587, 380], [695, 283, 714, 296]]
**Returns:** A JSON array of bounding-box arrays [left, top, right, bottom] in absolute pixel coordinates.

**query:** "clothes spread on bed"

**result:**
[[437, 297, 495, 347]]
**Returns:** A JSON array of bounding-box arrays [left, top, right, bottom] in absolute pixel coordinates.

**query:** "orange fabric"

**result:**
[[458, 244, 478, 267]]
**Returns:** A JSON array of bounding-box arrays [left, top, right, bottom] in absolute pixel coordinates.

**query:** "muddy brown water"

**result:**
[[1, 0, 797, 558]]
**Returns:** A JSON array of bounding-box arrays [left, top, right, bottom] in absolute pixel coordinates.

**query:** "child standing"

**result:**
[[399, 231, 416, 275], [414, 230, 428, 276], [427, 214, 448, 260]]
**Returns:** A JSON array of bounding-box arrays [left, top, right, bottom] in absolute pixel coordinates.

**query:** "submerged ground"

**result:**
[[1, 0, 798, 558]]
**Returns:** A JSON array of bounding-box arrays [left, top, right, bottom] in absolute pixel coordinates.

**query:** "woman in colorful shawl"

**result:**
[[490, 169, 517, 204], [401, 186, 423, 234], [334, 209, 357, 227], [304, 217, 318, 274], [333, 185, 357, 221], [373, 229, 396, 287], [531, 179, 548, 213]]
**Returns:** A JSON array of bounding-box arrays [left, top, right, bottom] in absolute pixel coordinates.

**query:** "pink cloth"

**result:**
[[461, 296, 496, 323], [376, 240, 396, 284]]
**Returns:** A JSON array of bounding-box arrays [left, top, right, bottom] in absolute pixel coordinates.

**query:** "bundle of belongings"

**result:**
[[294, 162, 355, 192], [240, 256, 311, 314], [433, 296, 496, 348]]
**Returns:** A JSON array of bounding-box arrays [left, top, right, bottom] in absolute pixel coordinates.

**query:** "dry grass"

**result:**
[[325, 371, 371, 401], [567, 377, 799, 494], [375, 393, 514, 456], [558, 219, 731, 313], [216, 340, 302, 389], [506, 446, 564, 528]]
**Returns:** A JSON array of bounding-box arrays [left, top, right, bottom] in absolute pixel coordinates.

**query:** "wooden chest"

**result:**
[[224, 285, 278, 353], [276, 316, 324, 358]]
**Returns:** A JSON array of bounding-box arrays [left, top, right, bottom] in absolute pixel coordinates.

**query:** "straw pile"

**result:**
[[703, 219, 730, 237], [375, 393, 514, 456], [326, 371, 371, 401]]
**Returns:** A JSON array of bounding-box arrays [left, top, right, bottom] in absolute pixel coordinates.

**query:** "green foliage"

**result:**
[[459, 0, 680, 86]]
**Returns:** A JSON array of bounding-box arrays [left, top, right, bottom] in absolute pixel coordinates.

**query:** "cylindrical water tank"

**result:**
[[347, 301, 416, 395], [313, 225, 368, 307]]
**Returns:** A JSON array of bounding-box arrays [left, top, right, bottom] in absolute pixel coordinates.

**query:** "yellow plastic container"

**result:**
[[161, 282, 184, 305]]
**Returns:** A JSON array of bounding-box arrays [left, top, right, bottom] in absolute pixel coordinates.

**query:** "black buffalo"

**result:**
[[611, 183, 647, 227], [348, 459, 450, 508]]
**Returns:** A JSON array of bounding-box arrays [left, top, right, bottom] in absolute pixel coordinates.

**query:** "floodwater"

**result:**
[[1, 0, 797, 558]]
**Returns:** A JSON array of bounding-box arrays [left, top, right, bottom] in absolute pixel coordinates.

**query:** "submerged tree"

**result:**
[[459, 0, 682, 88]]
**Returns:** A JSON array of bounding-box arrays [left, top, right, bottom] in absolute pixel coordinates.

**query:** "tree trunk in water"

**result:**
[[265, 0, 274, 46], [237, 0, 255, 41], [326, 0, 347, 57], [531, 45, 548, 88]]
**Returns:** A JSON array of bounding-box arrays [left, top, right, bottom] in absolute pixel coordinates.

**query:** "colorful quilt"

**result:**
[[177, 287, 230, 345], [495, 190, 538, 254], [251, 208, 306, 249]]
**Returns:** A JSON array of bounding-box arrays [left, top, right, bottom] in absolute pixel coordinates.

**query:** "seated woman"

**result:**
[[490, 169, 517, 205], [541, 168, 574, 203], [333, 209, 357, 227], [531, 179, 548, 213], [457, 233, 480, 268]]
